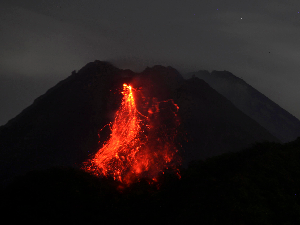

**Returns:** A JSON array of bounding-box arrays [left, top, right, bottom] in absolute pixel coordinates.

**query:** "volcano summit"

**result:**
[[0, 60, 279, 185]]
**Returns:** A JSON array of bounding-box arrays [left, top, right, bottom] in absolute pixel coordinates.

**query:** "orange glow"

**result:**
[[83, 84, 181, 185]]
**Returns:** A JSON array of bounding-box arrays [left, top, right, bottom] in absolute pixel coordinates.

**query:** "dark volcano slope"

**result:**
[[173, 77, 279, 164], [0, 61, 129, 184], [0, 61, 278, 185], [191, 70, 300, 142], [127, 65, 278, 164]]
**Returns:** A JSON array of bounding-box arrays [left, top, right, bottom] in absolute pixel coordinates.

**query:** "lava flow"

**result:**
[[82, 84, 181, 185]]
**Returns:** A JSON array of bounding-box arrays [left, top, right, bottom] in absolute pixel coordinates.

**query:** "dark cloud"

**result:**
[[0, 0, 300, 125]]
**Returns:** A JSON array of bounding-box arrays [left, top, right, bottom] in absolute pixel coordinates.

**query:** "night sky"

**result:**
[[1, 0, 300, 126]]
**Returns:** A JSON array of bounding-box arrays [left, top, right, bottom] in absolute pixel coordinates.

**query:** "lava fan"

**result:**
[[82, 84, 181, 185]]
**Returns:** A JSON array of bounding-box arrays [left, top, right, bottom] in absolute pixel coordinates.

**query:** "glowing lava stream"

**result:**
[[83, 84, 181, 185]]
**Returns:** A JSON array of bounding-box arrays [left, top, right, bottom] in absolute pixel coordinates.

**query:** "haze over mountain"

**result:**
[[1, 1, 300, 128], [190, 70, 300, 143], [0, 60, 280, 185], [0, 74, 62, 126]]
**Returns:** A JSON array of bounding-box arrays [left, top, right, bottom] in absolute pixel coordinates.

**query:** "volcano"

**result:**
[[0, 60, 279, 185]]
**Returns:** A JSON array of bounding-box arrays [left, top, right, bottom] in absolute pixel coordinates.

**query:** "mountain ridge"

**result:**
[[0, 61, 279, 185], [189, 70, 300, 142]]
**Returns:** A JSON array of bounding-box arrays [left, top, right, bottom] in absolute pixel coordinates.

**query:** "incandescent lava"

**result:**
[[82, 84, 181, 185]]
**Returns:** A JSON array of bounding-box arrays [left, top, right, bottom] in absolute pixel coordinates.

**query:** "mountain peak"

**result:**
[[0, 62, 280, 185], [77, 60, 120, 76]]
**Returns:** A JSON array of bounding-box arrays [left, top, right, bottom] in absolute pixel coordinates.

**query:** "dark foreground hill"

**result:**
[[0, 61, 278, 185], [2, 138, 300, 225], [190, 70, 300, 142]]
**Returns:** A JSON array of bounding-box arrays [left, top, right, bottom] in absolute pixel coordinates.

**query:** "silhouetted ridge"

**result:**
[[134, 65, 184, 100], [4, 140, 300, 224], [0, 61, 279, 185], [0, 61, 126, 184], [190, 70, 300, 142], [174, 76, 278, 165], [77, 60, 118, 75]]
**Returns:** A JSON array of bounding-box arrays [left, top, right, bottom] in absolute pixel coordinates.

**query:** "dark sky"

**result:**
[[1, 0, 300, 125]]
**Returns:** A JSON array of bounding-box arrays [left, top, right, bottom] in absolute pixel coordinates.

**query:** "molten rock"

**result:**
[[82, 84, 181, 185]]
